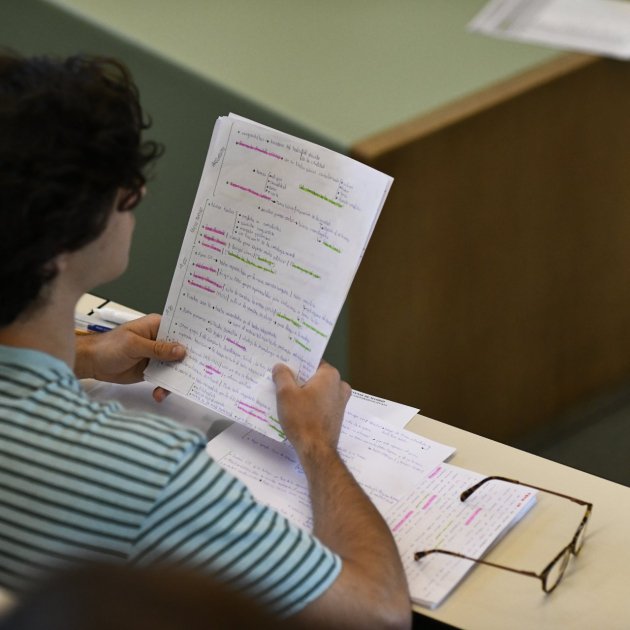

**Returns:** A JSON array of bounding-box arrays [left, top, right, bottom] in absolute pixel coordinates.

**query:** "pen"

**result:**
[[97, 307, 141, 325], [75, 325, 111, 335], [87, 323, 113, 333], [74, 323, 113, 334]]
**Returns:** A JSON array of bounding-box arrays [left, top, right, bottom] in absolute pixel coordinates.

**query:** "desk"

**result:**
[[406, 415, 630, 630]]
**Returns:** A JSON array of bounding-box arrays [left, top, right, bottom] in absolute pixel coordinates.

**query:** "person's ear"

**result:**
[[51, 251, 70, 274]]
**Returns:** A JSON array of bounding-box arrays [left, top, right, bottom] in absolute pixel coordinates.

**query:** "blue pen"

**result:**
[[87, 323, 113, 333]]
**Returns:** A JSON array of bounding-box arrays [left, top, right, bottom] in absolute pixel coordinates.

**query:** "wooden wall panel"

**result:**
[[349, 57, 630, 442]]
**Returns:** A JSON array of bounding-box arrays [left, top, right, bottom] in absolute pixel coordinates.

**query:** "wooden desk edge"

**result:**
[[352, 53, 597, 162]]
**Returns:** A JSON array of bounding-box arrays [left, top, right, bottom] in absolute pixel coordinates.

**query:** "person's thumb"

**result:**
[[138, 338, 186, 362], [272, 363, 296, 392]]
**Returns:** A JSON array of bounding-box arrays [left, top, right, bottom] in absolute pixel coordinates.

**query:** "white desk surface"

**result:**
[[406, 415, 630, 630]]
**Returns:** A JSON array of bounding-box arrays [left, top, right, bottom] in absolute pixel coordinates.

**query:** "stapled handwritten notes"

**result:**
[[387, 465, 536, 608], [145, 115, 392, 439], [206, 399, 453, 531]]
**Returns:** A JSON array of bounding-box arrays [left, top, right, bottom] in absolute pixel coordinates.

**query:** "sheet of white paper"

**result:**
[[81, 379, 417, 440], [206, 407, 455, 531], [469, 0, 630, 59], [80, 379, 232, 440], [385, 464, 536, 608], [349, 390, 419, 429], [145, 115, 392, 440]]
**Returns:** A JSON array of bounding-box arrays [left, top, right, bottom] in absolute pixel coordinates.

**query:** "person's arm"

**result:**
[[74, 314, 186, 402], [272, 363, 411, 630]]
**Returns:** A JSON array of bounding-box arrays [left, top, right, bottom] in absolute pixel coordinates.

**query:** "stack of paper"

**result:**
[[145, 114, 392, 441], [206, 394, 447, 530], [387, 464, 536, 608], [206, 396, 536, 609], [469, 0, 630, 59]]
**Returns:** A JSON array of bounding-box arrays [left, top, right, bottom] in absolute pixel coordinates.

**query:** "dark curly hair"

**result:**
[[0, 51, 163, 326]]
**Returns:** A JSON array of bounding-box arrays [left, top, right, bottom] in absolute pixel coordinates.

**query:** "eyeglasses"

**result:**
[[414, 476, 593, 593]]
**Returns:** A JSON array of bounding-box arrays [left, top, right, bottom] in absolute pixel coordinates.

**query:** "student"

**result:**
[[0, 52, 411, 628]]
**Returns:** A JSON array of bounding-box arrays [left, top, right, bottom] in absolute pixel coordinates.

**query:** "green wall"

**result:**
[[46, 0, 559, 147]]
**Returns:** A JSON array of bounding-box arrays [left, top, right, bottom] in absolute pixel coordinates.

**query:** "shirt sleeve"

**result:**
[[129, 443, 342, 617]]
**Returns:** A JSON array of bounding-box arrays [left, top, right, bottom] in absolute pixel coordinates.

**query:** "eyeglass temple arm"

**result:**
[[460, 476, 592, 507], [414, 549, 539, 580]]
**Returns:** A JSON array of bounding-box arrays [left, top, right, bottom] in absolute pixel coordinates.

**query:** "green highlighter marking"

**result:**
[[323, 242, 341, 253], [268, 415, 286, 439], [303, 322, 328, 338], [294, 339, 311, 352], [228, 251, 274, 273], [299, 185, 343, 208], [291, 263, 320, 279], [276, 313, 301, 327]]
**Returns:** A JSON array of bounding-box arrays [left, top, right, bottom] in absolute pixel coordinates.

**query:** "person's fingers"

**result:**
[[122, 313, 160, 336], [152, 386, 170, 403], [309, 361, 341, 388], [272, 364, 297, 393], [341, 380, 352, 403], [134, 337, 186, 362], [156, 341, 186, 361]]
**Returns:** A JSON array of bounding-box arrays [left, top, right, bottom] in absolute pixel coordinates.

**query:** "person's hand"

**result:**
[[74, 314, 186, 402], [272, 362, 411, 629], [272, 361, 351, 457]]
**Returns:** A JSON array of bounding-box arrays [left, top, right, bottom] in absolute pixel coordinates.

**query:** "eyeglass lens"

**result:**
[[544, 507, 589, 592], [545, 547, 572, 592]]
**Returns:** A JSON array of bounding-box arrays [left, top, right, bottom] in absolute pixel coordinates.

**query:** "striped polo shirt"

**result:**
[[0, 345, 341, 616]]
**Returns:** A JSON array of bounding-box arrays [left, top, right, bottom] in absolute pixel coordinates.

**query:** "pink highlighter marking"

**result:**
[[236, 141, 283, 160], [203, 234, 227, 246], [228, 181, 272, 200], [428, 466, 442, 479], [238, 406, 269, 424], [238, 401, 267, 415], [516, 491, 532, 508], [204, 226, 225, 236], [422, 495, 437, 510], [226, 338, 246, 351], [205, 365, 221, 376], [187, 280, 215, 294], [465, 508, 482, 526], [201, 242, 222, 253], [192, 274, 224, 289], [195, 263, 217, 273], [392, 511, 414, 533]]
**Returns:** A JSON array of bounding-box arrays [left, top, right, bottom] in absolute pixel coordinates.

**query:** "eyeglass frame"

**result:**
[[413, 476, 593, 594]]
